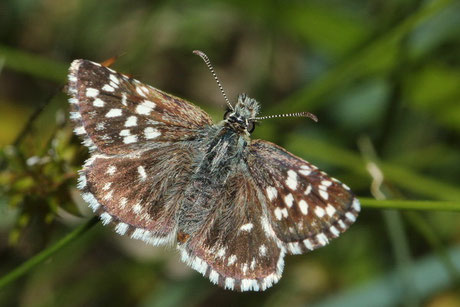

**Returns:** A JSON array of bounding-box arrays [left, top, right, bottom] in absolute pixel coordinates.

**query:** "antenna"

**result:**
[[252, 112, 318, 122], [193, 50, 234, 111]]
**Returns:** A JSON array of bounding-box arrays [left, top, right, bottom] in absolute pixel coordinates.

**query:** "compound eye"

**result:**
[[247, 121, 255, 133], [224, 109, 232, 120]]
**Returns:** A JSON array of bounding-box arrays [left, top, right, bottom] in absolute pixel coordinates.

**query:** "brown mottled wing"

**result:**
[[68, 59, 210, 245], [178, 170, 285, 292], [247, 139, 360, 254], [78, 143, 193, 245], [67, 59, 213, 154]]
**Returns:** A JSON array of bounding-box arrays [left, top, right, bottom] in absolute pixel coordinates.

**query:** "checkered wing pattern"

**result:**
[[67, 59, 213, 154], [67, 58, 361, 292], [67, 59, 211, 245], [178, 140, 360, 291], [179, 171, 285, 291], [78, 144, 191, 245], [248, 140, 360, 254]]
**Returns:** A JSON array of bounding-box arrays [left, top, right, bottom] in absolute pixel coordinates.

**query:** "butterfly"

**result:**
[[66, 51, 360, 292]]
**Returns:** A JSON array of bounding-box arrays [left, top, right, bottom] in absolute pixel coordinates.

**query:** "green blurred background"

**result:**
[[1, 0, 460, 306]]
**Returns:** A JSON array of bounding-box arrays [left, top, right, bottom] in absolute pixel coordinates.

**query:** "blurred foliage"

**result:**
[[1, 0, 460, 306]]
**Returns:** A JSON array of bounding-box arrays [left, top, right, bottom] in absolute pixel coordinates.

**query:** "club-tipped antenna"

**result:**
[[252, 112, 318, 122], [193, 50, 234, 111]]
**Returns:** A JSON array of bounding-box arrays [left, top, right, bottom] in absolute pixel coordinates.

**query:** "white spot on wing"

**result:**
[[119, 129, 131, 136], [305, 185, 312, 195], [135, 100, 156, 115], [250, 258, 256, 270], [105, 108, 122, 118], [102, 84, 114, 92], [284, 193, 294, 208], [82, 192, 100, 211], [133, 203, 143, 214], [321, 180, 333, 187], [352, 198, 361, 211], [121, 93, 127, 106], [261, 216, 277, 239], [330, 225, 340, 236], [316, 233, 329, 246], [70, 112, 81, 119], [242, 263, 248, 274], [303, 239, 314, 250], [266, 186, 277, 201], [209, 270, 219, 284], [106, 165, 116, 175], [299, 200, 309, 215], [280, 208, 288, 218], [319, 189, 329, 200], [137, 165, 147, 181], [288, 242, 302, 254], [191, 257, 208, 275], [109, 74, 120, 85], [115, 222, 129, 235], [325, 204, 336, 216], [86, 88, 99, 97], [346, 212, 356, 222], [314, 206, 325, 218], [74, 126, 86, 135], [286, 170, 298, 190], [136, 86, 147, 97], [299, 169, 311, 176], [100, 212, 112, 225], [103, 190, 113, 201], [217, 247, 226, 258], [125, 116, 138, 127], [225, 278, 235, 290], [144, 127, 161, 139], [274, 208, 282, 220], [259, 245, 267, 256], [96, 122, 105, 131], [228, 254, 237, 266], [77, 173, 87, 189], [241, 279, 259, 291], [240, 223, 253, 232], [120, 197, 127, 209], [93, 98, 105, 107], [123, 135, 138, 144]]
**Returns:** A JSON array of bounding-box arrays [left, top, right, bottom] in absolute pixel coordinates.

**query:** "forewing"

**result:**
[[79, 143, 193, 245], [67, 59, 213, 154], [247, 139, 360, 254], [179, 171, 286, 291]]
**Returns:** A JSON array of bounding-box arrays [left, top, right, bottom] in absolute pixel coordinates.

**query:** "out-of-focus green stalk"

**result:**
[[0, 217, 99, 290]]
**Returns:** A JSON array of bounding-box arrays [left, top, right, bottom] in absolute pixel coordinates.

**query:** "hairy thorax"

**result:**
[[177, 122, 250, 235]]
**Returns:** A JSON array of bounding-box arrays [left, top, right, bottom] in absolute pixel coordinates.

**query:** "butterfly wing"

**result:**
[[68, 60, 211, 244], [247, 139, 360, 254], [79, 143, 194, 245], [68, 59, 213, 154], [178, 170, 286, 291], [178, 139, 359, 291]]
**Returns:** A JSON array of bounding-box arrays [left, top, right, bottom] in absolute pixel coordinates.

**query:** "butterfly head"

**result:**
[[193, 50, 318, 134], [224, 94, 260, 134]]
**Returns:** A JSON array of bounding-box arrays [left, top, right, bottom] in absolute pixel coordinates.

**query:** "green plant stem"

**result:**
[[0, 197, 458, 292], [0, 217, 99, 290], [360, 198, 460, 211]]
